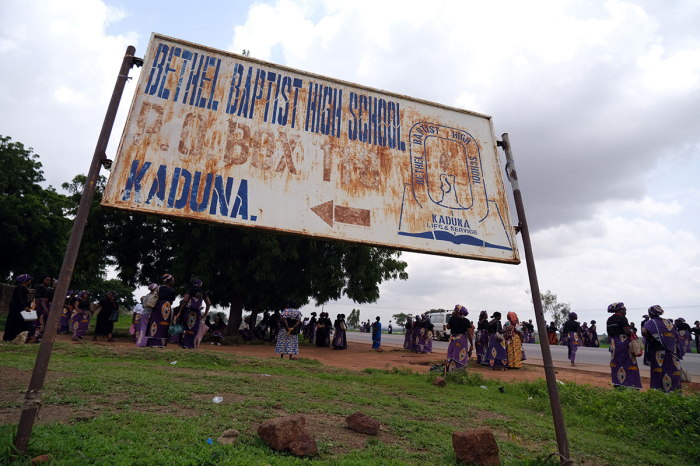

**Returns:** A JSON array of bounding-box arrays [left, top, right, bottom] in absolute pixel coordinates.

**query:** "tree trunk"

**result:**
[[226, 294, 243, 336]]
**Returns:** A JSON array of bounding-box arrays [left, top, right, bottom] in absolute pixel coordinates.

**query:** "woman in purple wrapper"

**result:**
[[424, 315, 434, 353], [403, 316, 414, 350], [32, 276, 52, 342], [94, 291, 118, 342], [72, 291, 93, 341], [581, 322, 591, 347], [3, 274, 33, 342], [606, 302, 641, 389], [307, 312, 317, 344], [178, 279, 210, 349], [563, 312, 582, 366], [588, 320, 599, 347], [414, 315, 429, 353], [332, 314, 347, 350], [135, 284, 158, 347], [487, 312, 507, 370], [446, 305, 472, 372], [692, 321, 700, 354], [642, 305, 681, 393], [58, 290, 74, 334], [145, 274, 177, 347], [675, 318, 692, 357], [475, 311, 490, 365]]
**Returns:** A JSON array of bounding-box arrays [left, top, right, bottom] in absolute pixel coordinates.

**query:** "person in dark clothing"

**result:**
[[475, 311, 489, 365], [210, 313, 227, 345], [94, 291, 118, 342], [3, 274, 33, 342], [606, 302, 641, 389], [306, 312, 317, 344], [31, 276, 52, 342], [403, 316, 414, 350], [487, 312, 507, 370], [562, 313, 582, 366], [269, 310, 281, 343], [691, 321, 700, 354]]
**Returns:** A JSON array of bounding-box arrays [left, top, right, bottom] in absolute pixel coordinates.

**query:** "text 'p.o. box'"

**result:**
[[102, 33, 520, 264]]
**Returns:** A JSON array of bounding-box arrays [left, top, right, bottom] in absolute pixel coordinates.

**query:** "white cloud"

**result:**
[[638, 44, 700, 91]]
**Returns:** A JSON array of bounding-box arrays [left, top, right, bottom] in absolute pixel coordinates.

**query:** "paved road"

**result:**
[[346, 332, 700, 376]]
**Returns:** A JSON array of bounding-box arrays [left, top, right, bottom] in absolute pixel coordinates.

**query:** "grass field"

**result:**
[[1, 333, 698, 466]]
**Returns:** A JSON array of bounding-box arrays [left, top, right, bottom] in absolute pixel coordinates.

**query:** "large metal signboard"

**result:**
[[102, 34, 520, 263]]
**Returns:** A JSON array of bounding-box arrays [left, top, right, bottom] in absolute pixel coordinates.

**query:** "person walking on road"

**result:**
[[371, 316, 382, 349], [563, 312, 583, 366], [642, 305, 681, 393], [606, 302, 642, 389], [691, 321, 700, 354], [588, 320, 599, 347]]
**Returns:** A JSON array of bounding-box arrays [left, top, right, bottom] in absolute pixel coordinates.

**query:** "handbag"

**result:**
[[168, 324, 184, 336], [108, 309, 120, 322], [20, 310, 38, 321], [145, 290, 159, 309], [628, 333, 643, 357]]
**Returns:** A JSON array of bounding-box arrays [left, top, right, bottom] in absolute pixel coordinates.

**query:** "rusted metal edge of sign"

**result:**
[[102, 33, 520, 264]]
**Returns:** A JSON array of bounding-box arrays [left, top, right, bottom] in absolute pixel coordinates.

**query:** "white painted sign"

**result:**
[[102, 33, 520, 264]]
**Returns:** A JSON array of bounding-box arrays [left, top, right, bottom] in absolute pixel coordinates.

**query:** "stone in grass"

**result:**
[[452, 429, 500, 466], [289, 433, 318, 457], [31, 455, 54, 464], [217, 429, 240, 445], [346, 411, 380, 435], [257, 414, 307, 451], [433, 376, 446, 387]]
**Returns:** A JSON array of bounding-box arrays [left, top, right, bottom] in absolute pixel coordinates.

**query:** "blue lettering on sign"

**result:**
[[348, 92, 405, 151], [122, 161, 255, 222]]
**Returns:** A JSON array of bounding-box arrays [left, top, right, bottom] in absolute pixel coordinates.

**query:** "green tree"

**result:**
[[347, 309, 360, 329], [0, 136, 71, 282], [392, 312, 412, 327], [427, 308, 448, 315], [530, 290, 571, 328], [89, 278, 138, 309]]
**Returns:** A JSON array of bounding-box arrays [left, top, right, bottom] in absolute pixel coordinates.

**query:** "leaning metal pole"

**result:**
[[14, 46, 138, 455], [499, 133, 572, 465]]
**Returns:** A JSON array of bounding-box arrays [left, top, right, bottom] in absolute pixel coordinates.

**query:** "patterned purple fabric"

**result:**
[[567, 331, 580, 362], [414, 327, 430, 353], [644, 317, 682, 392], [72, 308, 90, 339], [332, 329, 347, 349], [135, 312, 150, 346], [447, 333, 469, 371], [58, 305, 71, 334], [609, 335, 642, 388], [182, 298, 203, 349], [146, 300, 172, 347], [677, 330, 691, 357], [488, 333, 508, 368], [403, 328, 414, 350], [476, 329, 489, 365]]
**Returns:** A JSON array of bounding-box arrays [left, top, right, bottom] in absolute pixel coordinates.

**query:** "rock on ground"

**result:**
[[31, 455, 54, 464], [289, 433, 318, 457], [433, 376, 446, 387], [346, 411, 380, 435], [217, 429, 240, 445], [452, 429, 500, 466]]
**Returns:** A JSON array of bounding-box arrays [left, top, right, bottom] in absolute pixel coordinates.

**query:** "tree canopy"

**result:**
[[392, 312, 412, 327], [530, 290, 571, 328]]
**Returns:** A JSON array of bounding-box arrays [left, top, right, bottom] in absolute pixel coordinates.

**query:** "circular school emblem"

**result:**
[[662, 374, 672, 392], [161, 302, 171, 320], [447, 361, 456, 372], [187, 311, 196, 329], [655, 351, 664, 367], [459, 348, 467, 361], [150, 322, 158, 337], [491, 347, 497, 358], [617, 367, 626, 384]]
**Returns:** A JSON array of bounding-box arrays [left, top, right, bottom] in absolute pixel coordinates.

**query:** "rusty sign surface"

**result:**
[[102, 33, 520, 263]]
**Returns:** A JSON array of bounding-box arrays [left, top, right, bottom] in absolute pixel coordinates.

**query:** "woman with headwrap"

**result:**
[[692, 321, 700, 354], [72, 291, 94, 341], [307, 312, 317, 344], [178, 279, 210, 349], [487, 312, 507, 370], [332, 314, 347, 350], [581, 322, 591, 347], [424, 315, 434, 353], [371, 316, 382, 349], [675, 318, 692, 357], [58, 290, 75, 334], [94, 291, 118, 342], [135, 284, 158, 346], [547, 321, 558, 345], [403, 316, 414, 350], [31, 276, 52, 342], [642, 305, 681, 393], [446, 305, 471, 371], [475, 311, 490, 365], [145, 274, 177, 347], [210, 314, 227, 345], [504, 312, 524, 369], [563, 312, 582, 366], [414, 315, 429, 353], [588, 320, 599, 347], [3, 274, 33, 342], [276, 300, 302, 359], [605, 302, 642, 389]]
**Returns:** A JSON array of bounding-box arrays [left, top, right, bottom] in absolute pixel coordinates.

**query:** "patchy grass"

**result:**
[[0, 343, 697, 465]]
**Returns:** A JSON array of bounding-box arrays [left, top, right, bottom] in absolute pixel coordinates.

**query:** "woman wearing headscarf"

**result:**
[[178, 279, 210, 349], [58, 290, 75, 334], [276, 300, 302, 359], [3, 274, 33, 342], [269, 310, 281, 343], [72, 291, 94, 341], [333, 314, 347, 350], [371, 316, 382, 349], [307, 312, 317, 344], [642, 305, 681, 393], [210, 314, 226, 345], [315, 312, 327, 347], [135, 284, 158, 346], [605, 302, 642, 389], [475, 311, 490, 365], [547, 321, 558, 345], [487, 312, 507, 370], [403, 316, 414, 350], [414, 315, 429, 353], [94, 291, 118, 342], [320, 312, 333, 347], [588, 320, 599, 347], [581, 322, 591, 347], [446, 305, 471, 371], [145, 274, 177, 347], [31, 276, 52, 342], [563, 312, 582, 366], [675, 318, 692, 357], [692, 321, 700, 354], [424, 315, 435, 353], [504, 312, 524, 369]]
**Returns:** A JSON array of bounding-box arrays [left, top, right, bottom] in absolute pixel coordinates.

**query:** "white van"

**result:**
[[429, 312, 453, 341]]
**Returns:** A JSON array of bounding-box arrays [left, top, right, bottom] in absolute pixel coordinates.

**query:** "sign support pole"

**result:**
[[14, 45, 140, 456], [498, 133, 572, 466]]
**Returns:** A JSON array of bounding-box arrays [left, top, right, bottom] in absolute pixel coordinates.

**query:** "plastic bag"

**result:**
[[168, 324, 184, 336], [628, 333, 643, 357]]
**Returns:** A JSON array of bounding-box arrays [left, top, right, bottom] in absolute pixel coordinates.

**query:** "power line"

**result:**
[[314, 302, 700, 313]]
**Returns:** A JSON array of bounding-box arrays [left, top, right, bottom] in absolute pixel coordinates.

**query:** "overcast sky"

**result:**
[[1, 0, 698, 328]]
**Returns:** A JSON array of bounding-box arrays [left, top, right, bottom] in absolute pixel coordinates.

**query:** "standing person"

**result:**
[[210, 314, 226, 345], [58, 290, 75, 334], [414, 315, 428, 353], [547, 321, 558, 345], [135, 284, 158, 346], [675, 318, 692, 357], [487, 312, 507, 370], [424, 315, 435, 353], [332, 314, 347, 350], [403, 316, 414, 350], [94, 291, 118, 342], [692, 321, 700, 354], [72, 291, 93, 341], [131, 298, 144, 342], [642, 305, 681, 393], [388, 321, 393, 334], [504, 312, 524, 369], [563, 313, 582, 366], [581, 322, 591, 347], [307, 312, 317, 344], [371, 316, 382, 349], [589, 320, 599, 347], [179, 280, 210, 349], [238, 317, 254, 341], [446, 305, 471, 371], [315, 312, 327, 347], [269, 310, 281, 344], [475, 311, 489, 365], [3, 274, 33, 342], [276, 300, 302, 359], [319, 312, 332, 347], [146, 274, 177, 348], [606, 302, 642, 389], [32, 276, 52, 342]]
